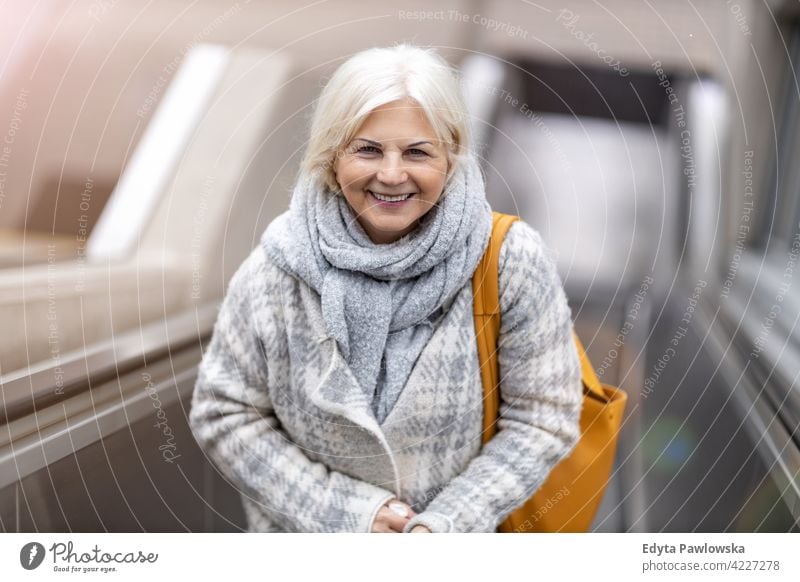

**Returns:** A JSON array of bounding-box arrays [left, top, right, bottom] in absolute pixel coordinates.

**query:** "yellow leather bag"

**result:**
[[471, 212, 628, 532]]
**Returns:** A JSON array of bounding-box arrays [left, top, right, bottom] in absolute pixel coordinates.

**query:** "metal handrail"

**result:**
[[0, 303, 219, 425], [616, 283, 653, 532], [707, 299, 800, 524]]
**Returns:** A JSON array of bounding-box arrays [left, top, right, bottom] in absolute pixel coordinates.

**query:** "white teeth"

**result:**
[[370, 190, 413, 202]]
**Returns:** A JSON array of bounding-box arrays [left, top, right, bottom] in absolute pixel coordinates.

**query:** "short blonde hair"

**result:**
[[300, 44, 472, 193]]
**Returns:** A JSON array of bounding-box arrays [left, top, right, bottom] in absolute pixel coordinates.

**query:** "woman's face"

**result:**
[[333, 98, 450, 244]]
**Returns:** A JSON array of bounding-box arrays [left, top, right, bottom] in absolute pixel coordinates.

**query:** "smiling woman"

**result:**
[[299, 47, 470, 244], [333, 98, 450, 243], [189, 43, 583, 534]]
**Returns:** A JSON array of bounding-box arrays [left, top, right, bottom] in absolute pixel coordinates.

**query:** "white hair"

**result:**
[[300, 44, 472, 193]]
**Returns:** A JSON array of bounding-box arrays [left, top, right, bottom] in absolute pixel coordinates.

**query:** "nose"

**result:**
[[376, 153, 409, 186]]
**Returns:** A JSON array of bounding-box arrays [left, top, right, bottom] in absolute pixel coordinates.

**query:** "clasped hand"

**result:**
[[370, 499, 432, 533]]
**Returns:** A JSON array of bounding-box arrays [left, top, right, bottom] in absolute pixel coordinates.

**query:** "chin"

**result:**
[[367, 219, 416, 240], [373, 221, 413, 235]]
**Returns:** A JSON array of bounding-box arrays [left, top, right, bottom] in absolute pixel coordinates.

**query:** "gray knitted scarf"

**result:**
[[260, 154, 492, 420]]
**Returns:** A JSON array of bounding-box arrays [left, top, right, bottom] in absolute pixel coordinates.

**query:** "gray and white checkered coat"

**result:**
[[189, 220, 582, 532]]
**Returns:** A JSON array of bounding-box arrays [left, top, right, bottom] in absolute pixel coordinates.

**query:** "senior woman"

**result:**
[[188, 44, 583, 533]]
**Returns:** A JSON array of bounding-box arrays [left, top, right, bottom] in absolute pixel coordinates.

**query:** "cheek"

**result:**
[[417, 165, 447, 194], [339, 160, 376, 188]]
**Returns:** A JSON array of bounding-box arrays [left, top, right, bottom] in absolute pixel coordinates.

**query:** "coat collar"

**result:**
[[299, 284, 402, 493]]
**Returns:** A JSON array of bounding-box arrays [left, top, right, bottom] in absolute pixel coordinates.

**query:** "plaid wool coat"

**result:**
[[189, 220, 582, 533]]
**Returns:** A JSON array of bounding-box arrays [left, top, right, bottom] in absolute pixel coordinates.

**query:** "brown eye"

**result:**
[[357, 145, 380, 154], [407, 148, 429, 156]]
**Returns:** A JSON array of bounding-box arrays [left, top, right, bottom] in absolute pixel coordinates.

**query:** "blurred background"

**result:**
[[0, 0, 798, 532]]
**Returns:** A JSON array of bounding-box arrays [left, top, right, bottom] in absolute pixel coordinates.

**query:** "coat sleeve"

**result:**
[[402, 220, 583, 533], [189, 247, 396, 532]]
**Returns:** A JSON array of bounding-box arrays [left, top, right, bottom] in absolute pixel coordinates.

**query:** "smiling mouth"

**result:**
[[367, 190, 416, 202]]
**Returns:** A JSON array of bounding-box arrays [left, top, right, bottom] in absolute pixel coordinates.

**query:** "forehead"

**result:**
[[354, 100, 439, 142]]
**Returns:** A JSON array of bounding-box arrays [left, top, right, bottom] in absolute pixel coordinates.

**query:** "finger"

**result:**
[[374, 507, 409, 532], [371, 509, 398, 533], [386, 500, 414, 519], [379, 507, 412, 532], [396, 502, 418, 519]]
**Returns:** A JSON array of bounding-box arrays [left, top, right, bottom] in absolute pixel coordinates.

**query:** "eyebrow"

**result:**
[[352, 138, 433, 147]]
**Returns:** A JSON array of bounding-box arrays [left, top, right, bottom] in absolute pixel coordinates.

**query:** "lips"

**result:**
[[367, 190, 416, 202]]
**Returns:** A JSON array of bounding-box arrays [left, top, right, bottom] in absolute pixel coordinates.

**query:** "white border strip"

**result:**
[[1, 533, 798, 578]]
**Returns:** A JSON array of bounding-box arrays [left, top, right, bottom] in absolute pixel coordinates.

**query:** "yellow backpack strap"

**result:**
[[474, 212, 605, 440], [473, 212, 520, 315], [473, 212, 519, 443], [572, 331, 604, 398]]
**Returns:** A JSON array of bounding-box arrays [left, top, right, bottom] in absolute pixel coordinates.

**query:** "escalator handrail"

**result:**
[[0, 303, 219, 426]]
